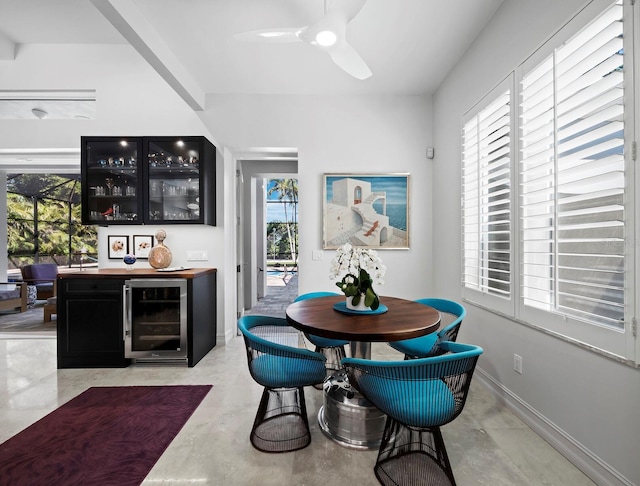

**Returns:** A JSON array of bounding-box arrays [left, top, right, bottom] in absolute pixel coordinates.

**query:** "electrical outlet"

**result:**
[[514, 354, 523, 374], [312, 250, 324, 261]]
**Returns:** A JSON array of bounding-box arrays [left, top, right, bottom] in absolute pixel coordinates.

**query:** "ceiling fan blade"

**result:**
[[233, 27, 305, 43], [329, 42, 372, 80]]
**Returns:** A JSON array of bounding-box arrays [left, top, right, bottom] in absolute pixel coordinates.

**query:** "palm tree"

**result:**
[[267, 179, 298, 263]]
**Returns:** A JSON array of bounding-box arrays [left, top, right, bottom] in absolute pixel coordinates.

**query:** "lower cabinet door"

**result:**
[[64, 297, 121, 354], [58, 286, 128, 368]]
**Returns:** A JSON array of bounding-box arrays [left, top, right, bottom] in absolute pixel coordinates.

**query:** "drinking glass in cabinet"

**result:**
[[105, 178, 114, 195]]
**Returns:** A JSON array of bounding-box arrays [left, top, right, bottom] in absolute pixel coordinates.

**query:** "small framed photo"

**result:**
[[133, 235, 153, 259], [108, 235, 129, 259]]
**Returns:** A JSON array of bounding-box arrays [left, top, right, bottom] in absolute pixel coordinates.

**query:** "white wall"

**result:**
[[203, 94, 434, 300], [433, 1, 639, 484]]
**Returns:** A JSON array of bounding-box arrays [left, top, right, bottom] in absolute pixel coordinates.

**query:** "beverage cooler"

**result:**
[[124, 279, 188, 364]]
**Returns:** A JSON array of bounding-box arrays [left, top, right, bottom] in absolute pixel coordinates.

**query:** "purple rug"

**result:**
[[0, 385, 212, 486]]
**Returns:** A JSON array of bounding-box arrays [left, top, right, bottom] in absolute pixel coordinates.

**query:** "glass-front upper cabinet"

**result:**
[[145, 137, 215, 225], [81, 136, 216, 225], [81, 137, 143, 224]]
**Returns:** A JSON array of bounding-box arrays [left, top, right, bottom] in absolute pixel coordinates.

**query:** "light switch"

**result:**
[[187, 250, 208, 261], [312, 250, 323, 261]]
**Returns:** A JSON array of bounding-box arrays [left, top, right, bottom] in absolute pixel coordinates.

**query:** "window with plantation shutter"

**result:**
[[520, 0, 625, 330], [462, 85, 512, 303], [461, 0, 636, 361]]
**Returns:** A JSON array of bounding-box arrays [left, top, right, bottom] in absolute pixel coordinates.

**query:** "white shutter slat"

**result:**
[[557, 105, 623, 142], [557, 4, 622, 61], [521, 56, 553, 90], [557, 38, 623, 91], [557, 72, 623, 117]]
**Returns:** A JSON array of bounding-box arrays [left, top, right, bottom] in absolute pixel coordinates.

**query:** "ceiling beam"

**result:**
[[0, 30, 15, 60], [0, 148, 80, 173], [90, 0, 205, 111]]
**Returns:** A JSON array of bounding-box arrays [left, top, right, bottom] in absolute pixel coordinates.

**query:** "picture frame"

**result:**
[[133, 235, 154, 259], [107, 235, 129, 259], [323, 173, 410, 250]]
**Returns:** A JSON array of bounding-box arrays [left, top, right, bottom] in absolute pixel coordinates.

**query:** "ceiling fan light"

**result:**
[[315, 30, 337, 47]]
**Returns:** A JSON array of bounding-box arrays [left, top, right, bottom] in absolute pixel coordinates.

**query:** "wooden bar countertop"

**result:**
[[57, 267, 216, 279]]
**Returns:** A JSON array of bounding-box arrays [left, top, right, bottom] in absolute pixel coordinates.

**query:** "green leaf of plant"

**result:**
[[364, 287, 379, 309], [344, 285, 359, 297]]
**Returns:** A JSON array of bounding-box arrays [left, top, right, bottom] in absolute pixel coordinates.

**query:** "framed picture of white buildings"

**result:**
[[323, 173, 410, 250]]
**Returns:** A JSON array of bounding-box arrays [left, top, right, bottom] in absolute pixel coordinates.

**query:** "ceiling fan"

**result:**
[[234, 0, 372, 80]]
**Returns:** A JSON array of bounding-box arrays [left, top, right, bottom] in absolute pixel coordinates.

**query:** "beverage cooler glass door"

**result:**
[[124, 279, 188, 362]]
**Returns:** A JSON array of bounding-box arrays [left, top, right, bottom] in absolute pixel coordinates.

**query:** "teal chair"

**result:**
[[238, 315, 326, 452], [388, 298, 466, 359], [294, 292, 349, 386], [343, 341, 483, 485]]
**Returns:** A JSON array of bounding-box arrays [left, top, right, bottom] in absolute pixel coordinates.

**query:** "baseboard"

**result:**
[[475, 368, 634, 486], [219, 328, 235, 345]]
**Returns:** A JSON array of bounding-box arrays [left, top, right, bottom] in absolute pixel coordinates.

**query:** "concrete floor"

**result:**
[[0, 275, 594, 485]]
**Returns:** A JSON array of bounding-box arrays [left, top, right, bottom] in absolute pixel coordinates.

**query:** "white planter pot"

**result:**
[[346, 295, 369, 311]]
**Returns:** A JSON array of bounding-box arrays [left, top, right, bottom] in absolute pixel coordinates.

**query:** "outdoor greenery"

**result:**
[[7, 174, 97, 268], [267, 178, 298, 263], [267, 222, 298, 261]]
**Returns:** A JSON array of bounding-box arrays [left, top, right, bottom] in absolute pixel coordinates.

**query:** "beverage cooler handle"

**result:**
[[123, 285, 131, 339]]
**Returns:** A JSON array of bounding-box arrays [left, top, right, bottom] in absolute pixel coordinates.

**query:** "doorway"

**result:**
[[236, 153, 298, 314]]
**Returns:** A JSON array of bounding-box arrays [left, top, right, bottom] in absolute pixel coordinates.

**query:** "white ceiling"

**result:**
[[0, 0, 504, 99]]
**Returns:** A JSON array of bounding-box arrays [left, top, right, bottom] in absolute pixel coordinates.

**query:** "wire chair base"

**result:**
[[250, 387, 312, 453], [375, 418, 456, 486]]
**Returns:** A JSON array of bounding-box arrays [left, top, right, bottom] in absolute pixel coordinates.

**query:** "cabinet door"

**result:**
[[143, 136, 215, 225], [81, 137, 143, 224], [63, 295, 122, 355], [58, 279, 127, 368]]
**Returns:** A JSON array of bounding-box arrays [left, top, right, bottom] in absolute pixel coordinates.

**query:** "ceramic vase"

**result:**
[[346, 295, 370, 311], [148, 229, 173, 269]]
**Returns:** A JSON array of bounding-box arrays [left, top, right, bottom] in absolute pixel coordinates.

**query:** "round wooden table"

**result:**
[[286, 295, 441, 449], [285, 295, 441, 358]]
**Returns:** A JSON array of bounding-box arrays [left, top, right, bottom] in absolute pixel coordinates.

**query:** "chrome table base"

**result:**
[[318, 370, 386, 450]]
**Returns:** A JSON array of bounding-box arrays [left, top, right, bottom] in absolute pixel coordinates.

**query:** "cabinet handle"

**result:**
[[123, 285, 131, 339]]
